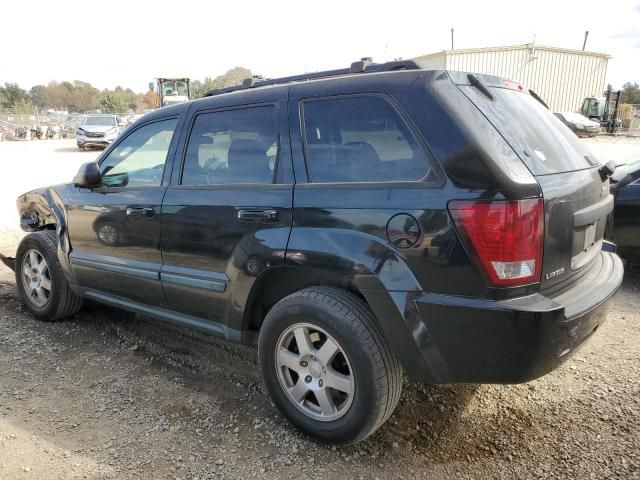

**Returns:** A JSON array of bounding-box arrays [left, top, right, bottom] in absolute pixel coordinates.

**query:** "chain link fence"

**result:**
[[0, 108, 79, 141]]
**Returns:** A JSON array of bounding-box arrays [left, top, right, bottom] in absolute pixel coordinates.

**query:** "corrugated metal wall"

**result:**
[[415, 46, 609, 112]]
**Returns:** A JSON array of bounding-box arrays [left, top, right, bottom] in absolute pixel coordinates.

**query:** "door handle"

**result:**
[[237, 208, 278, 223], [126, 207, 155, 218]]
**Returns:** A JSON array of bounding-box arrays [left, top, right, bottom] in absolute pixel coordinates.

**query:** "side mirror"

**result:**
[[73, 162, 101, 188]]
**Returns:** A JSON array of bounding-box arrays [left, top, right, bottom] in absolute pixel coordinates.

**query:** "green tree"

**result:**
[[11, 98, 36, 114], [29, 85, 47, 108], [621, 82, 640, 104], [190, 67, 253, 99], [39, 80, 100, 112], [0, 82, 30, 109], [99, 94, 127, 115]]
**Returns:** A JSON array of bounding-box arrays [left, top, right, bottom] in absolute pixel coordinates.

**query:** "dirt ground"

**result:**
[[0, 138, 639, 479]]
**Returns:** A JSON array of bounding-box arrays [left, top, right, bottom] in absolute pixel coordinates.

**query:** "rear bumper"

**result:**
[[392, 251, 624, 384]]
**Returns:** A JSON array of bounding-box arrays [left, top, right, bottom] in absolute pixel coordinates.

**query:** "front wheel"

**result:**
[[15, 231, 82, 321], [258, 287, 402, 444]]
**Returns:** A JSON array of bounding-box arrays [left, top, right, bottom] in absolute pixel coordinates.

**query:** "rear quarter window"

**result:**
[[301, 95, 433, 183], [461, 86, 598, 175]]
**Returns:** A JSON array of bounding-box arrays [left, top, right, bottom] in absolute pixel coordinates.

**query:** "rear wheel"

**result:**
[[258, 287, 402, 444], [15, 231, 82, 321]]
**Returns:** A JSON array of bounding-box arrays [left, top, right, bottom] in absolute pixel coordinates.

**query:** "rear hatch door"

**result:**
[[451, 72, 613, 292]]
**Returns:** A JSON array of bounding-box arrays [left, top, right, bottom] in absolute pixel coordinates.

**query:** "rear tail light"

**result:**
[[448, 199, 544, 286]]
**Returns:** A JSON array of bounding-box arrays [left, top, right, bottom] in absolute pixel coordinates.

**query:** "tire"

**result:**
[[258, 286, 402, 444], [15, 231, 83, 321]]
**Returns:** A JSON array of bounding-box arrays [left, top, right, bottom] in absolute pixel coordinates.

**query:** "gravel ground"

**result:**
[[0, 262, 638, 479], [0, 138, 639, 479]]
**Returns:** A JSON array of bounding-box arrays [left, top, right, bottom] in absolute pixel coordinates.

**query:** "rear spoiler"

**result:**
[[448, 71, 550, 108], [0, 253, 15, 272]]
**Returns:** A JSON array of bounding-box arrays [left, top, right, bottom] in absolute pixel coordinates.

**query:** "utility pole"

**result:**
[[451, 28, 454, 50], [582, 31, 589, 51]]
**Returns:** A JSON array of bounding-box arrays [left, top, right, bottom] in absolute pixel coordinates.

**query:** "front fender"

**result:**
[[16, 186, 77, 285], [17, 187, 58, 232]]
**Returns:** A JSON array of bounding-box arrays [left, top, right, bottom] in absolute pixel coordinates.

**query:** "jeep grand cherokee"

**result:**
[[7, 60, 623, 444]]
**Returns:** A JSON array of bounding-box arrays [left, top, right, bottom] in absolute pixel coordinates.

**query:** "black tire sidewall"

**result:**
[[259, 298, 382, 444], [15, 233, 64, 320]]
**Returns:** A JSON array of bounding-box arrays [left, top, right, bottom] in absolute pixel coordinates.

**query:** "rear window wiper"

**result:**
[[529, 89, 549, 109], [467, 74, 494, 100]]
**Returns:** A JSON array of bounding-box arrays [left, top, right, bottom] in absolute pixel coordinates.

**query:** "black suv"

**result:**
[[7, 60, 624, 444]]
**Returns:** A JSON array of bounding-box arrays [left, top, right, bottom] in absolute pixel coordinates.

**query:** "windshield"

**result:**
[[162, 80, 188, 97], [461, 86, 598, 175], [70, 116, 87, 126], [84, 116, 117, 126]]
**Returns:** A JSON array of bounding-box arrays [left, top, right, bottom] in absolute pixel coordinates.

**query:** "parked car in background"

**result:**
[[7, 61, 624, 444], [607, 160, 640, 264], [554, 112, 601, 137], [75, 114, 121, 150]]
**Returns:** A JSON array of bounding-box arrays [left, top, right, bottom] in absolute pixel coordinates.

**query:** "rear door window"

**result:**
[[181, 106, 277, 185], [461, 86, 597, 175], [301, 95, 431, 183]]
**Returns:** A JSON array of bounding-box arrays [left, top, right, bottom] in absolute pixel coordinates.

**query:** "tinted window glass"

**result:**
[[99, 118, 177, 188], [302, 96, 430, 183], [182, 106, 277, 185], [462, 87, 597, 175]]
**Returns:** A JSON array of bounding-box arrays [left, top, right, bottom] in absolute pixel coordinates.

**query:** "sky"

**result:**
[[1, 0, 638, 93]]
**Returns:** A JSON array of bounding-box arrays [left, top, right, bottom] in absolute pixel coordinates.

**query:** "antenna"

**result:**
[[451, 28, 454, 50], [583, 30, 589, 51]]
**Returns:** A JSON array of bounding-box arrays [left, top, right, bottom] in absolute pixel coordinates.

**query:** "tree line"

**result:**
[[0, 67, 253, 116], [620, 82, 640, 104], [4, 69, 635, 116]]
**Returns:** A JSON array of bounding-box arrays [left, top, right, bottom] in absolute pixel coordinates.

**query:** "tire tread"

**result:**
[[16, 230, 82, 321], [266, 286, 402, 443]]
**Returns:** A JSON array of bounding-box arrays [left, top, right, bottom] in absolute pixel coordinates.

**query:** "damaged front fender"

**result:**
[[0, 253, 15, 271]]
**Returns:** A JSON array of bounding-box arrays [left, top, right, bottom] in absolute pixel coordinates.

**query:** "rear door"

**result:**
[[287, 78, 486, 297], [160, 88, 293, 332], [455, 74, 613, 292]]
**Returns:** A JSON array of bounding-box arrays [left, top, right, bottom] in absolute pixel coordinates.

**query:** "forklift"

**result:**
[[581, 86, 622, 133], [149, 78, 191, 108]]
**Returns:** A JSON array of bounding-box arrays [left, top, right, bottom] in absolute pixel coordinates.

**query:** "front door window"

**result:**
[[99, 118, 178, 188]]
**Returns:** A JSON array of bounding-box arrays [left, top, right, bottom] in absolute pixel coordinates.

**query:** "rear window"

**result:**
[[461, 86, 598, 175]]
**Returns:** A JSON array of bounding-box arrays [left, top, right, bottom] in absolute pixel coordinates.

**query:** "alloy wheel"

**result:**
[[21, 249, 52, 308], [275, 323, 354, 422]]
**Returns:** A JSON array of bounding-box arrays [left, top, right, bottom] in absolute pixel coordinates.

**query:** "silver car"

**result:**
[[75, 115, 121, 150]]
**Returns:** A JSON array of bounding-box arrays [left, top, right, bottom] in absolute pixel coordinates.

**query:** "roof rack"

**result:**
[[204, 58, 421, 97]]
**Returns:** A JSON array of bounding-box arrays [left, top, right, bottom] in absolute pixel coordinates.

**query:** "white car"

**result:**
[[75, 115, 121, 150], [554, 112, 601, 137]]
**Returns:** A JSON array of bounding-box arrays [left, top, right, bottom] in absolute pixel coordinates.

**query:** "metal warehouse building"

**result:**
[[414, 44, 611, 112]]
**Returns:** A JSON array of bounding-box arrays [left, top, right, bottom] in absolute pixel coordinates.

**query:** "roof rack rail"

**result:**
[[204, 58, 421, 97]]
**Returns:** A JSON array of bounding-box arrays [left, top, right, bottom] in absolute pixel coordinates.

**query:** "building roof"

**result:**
[[415, 43, 612, 60]]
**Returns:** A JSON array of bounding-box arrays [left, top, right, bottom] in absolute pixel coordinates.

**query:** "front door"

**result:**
[[66, 116, 180, 306], [161, 93, 293, 335]]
